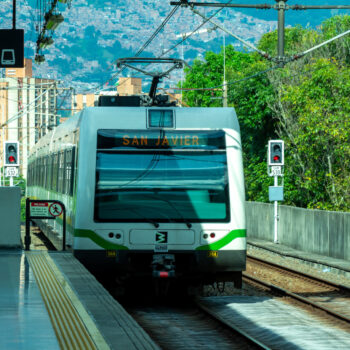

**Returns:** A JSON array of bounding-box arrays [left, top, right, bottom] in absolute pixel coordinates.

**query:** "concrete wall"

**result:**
[[246, 202, 350, 261], [0, 187, 21, 248]]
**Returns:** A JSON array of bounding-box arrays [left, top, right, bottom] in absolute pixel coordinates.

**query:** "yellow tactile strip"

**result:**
[[26, 251, 110, 350]]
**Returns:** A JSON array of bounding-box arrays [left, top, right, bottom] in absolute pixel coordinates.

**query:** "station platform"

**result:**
[[0, 250, 159, 350], [247, 237, 350, 280]]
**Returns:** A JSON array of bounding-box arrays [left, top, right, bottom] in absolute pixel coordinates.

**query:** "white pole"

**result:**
[[10, 176, 13, 187], [223, 33, 227, 107], [223, 33, 226, 83], [181, 35, 184, 107], [274, 175, 279, 243]]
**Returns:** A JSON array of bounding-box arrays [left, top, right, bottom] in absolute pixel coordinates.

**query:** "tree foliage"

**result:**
[[181, 15, 350, 211]]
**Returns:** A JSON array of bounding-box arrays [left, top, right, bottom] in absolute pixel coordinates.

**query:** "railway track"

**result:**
[[125, 300, 271, 350], [245, 255, 350, 325]]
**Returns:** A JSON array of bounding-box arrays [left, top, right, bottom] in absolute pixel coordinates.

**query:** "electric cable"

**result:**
[[89, 5, 181, 94], [95, 0, 234, 94]]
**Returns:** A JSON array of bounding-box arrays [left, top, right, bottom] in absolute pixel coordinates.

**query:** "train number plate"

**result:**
[[154, 244, 168, 253], [207, 251, 218, 258]]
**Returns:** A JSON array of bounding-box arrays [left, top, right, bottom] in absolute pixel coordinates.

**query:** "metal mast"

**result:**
[[170, 0, 350, 66]]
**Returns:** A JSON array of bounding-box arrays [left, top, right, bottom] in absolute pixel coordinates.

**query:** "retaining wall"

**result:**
[[0, 186, 21, 248], [246, 201, 350, 261]]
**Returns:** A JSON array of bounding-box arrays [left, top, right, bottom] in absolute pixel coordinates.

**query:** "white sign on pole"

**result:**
[[5, 166, 18, 177], [269, 165, 282, 177]]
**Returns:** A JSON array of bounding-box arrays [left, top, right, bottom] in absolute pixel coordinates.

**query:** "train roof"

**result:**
[[29, 106, 240, 156]]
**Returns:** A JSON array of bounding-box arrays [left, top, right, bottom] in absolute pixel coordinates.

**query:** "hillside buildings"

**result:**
[[71, 77, 142, 111], [0, 58, 59, 180], [71, 77, 183, 111]]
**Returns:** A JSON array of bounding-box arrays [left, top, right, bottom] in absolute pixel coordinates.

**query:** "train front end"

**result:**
[[74, 107, 246, 288]]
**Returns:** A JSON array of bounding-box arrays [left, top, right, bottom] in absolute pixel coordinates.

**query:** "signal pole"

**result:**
[[268, 140, 284, 243], [13, 0, 16, 29], [170, 1, 350, 66]]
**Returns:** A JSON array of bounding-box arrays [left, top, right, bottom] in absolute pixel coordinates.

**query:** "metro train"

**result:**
[[27, 95, 246, 291]]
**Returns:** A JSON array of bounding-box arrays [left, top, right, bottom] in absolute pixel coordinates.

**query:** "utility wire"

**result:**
[[90, 1, 233, 93], [188, 6, 272, 60], [163, 64, 280, 92], [158, 0, 235, 59], [90, 5, 180, 93], [124, 0, 237, 93], [1, 82, 56, 127], [134, 5, 180, 58], [290, 28, 350, 62]]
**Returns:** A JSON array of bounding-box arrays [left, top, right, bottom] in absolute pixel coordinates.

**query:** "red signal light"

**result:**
[[273, 155, 280, 162], [9, 156, 15, 163]]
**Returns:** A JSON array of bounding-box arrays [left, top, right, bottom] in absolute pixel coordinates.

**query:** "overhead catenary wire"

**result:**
[[188, 6, 272, 61], [162, 64, 280, 92], [95, 0, 234, 93], [90, 0, 236, 94], [290, 28, 350, 62], [157, 0, 235, 60], [1, 82, 57, 127], [90, 5, 181, 94]]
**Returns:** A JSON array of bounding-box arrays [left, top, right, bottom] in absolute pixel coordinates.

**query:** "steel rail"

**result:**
[[195, 298, 273, 350], [247, 255, 350, 294], [243, 270, 350, 324]]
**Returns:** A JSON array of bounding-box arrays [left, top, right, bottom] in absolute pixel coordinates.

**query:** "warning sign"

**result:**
[[30, 202, 49, 217], [49, 203, 63, 217]]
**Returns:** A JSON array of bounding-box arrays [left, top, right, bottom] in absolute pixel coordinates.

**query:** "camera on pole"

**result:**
[[4, 141, 19, 166]]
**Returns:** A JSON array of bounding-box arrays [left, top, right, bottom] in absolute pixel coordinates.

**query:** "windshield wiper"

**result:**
[[127, 208, 159, 228], [149, 193, 192, 229]]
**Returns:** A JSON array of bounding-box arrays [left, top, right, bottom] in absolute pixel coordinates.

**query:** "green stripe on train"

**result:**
[[74, 229, 129, 250], [196, 229, 246, 251]]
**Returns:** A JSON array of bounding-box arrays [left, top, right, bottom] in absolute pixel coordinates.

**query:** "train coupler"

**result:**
[[151, 254, 175, 278]]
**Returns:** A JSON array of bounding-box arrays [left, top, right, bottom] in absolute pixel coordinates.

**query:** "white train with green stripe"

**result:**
[[27, 95, 246, 290]]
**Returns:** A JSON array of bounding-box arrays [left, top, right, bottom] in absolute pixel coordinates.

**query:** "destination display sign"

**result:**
[[97, 130, 226, 149]]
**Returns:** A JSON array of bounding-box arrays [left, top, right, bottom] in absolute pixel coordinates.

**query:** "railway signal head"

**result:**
[[268, 140, 284, 166], [4, 141, 19, 166]]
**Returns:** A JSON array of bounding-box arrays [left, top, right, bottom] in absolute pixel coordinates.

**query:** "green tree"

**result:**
[[182, 46, 277, 202], [181, 15, 350, 211]]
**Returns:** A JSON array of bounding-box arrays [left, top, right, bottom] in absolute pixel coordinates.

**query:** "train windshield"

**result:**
[[94, 130, 230, 223]]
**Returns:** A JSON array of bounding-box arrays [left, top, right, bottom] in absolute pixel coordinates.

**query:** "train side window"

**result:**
[[47, 154, 52, 190], [38, 157, 40, 187], [58, 151, 65, 193], [27, 162, 31, 186], [44, 156, 48, 189], [40, 157, 44, 187], [30, 162, 33, 186], [50, 154, 53, 190], [52, 153, 59, 192], [34, 158, 38, 186], [65, 149, 71, 195], [70, 147, 76, 196]]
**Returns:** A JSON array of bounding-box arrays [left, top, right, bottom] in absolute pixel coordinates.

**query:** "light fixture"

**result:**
[[35, 54, 45, 64], [45, 13, 64, 31], [38, 36, 54, 49]]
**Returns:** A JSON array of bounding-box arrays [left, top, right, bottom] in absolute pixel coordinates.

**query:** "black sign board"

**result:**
[[0, 29, 24, 68]]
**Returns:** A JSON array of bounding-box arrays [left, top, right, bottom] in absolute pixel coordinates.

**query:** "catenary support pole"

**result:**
[[277, 0, 286, 63], [13, 0, 16, 29]]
